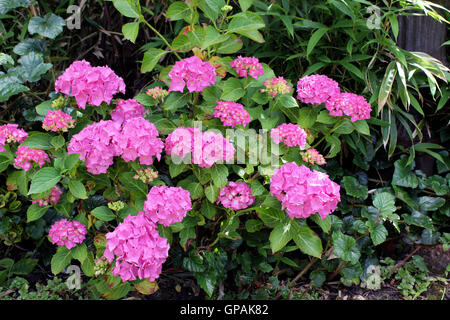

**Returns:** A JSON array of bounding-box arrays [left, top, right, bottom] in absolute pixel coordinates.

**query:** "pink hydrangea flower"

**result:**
[[14, 145, 49, 171], [270, 162, 340, 220], [67, 120, 122, 175], [0, 124, 28, 152], [146, 86, 169, 101], [110, 99, 145, 123], [116, 117, 163, 165], [325, 92, 372, 122], [165, 127, 236, 168], [296, 74, 340, 105], [32, 185, 63, 207], [270, 123, 307, 148], [49, 219, 87, 250], [55, 60, 126, 109], [103, 211, 170, 282], [143, 186, 192, 227], [42, 110, 75, 132], [301, 148, 326, 165], [168, 56, 216, 93], [217, 182, 255, 211], [230, 56, 264, 79], [213, 101, 251, 128], [261, 76, 292, 98]]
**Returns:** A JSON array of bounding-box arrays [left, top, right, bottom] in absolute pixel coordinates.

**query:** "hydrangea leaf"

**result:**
[[28, 167, 62, 195], [51, 246, 72, 275], [290, 222, 323, 258]]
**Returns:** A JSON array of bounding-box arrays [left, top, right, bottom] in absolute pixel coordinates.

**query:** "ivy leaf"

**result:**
[[368, 223, 388, 246], [13, 39, 47, 56], [28, 13, 66, 39], [0, 74, 29, 102], [0, 0, 31, 15], [373, 192, 396, 216], [332, 231, 360, 264], [418, 196, 445, 211], [392, 157, 418, 188], [342, 176, 368, 200]]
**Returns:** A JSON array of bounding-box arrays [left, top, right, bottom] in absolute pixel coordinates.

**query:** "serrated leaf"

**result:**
[[112, 0, 140, 18], [166, 1, 190, 20], [28, 168, 61, 195], [28, 13, 66, 39], [342, 176, 368, 200], [26, 203, 49, 222], [141, 49, 167, 73], [122, 22, 140, 43], [51, 246, 72, 275], [69, 180, 88, 199], [211, 164, 228, 188], [269, 221, 292, 253], [291, 222, 323, 258], [332, 231, 360, 264], [91, 206, 115, 222], [220, 78, 244, 101]]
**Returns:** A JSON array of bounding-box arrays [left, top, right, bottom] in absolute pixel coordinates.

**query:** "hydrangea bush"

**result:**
[[1, 1, 413, 300]]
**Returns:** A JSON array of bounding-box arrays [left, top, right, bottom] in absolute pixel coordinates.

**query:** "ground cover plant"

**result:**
[[0, 0, 449, 300]]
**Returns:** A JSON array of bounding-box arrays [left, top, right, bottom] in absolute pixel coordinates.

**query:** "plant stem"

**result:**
[[142, 19, 182, 60], [289, 258, 319, 287]]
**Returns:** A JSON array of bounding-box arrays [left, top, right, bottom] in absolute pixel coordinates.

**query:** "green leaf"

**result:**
[[28, 168, 61, 195], [26, 203, 49, 222], [21, 132, 53, 150], [196, 273, 216, 297], [11, 52, 52, 83], [81, 251, 95, 277], [392, 158, 419, 188], [64, 153, 80, 170], [13, 38, 47, 56], [205, 184, 219, 203], [418, 196, 445, 211], [227, 12, 265, 34], [35, 100, 52, 116], [353, 120, 370, 136], [269, 221, 292, 253], [238, 0, 253, 11], [201, 26, 229, 50], [0, 155, 12, 173], [112, 0, 140, 18], [373, 192, 396, 215], [198, 0, 224, 21], [119, 172, 147, 198], [10, 258, 38, 275], [51, 246, 72, 275], [162, 92, 189, 112], [216, 34, 243, 54], [69, 180, 88, 199], [369, 223, 388, 246], [307, 28, 328, 57], [141, 49, 167, 73], [334, 119, 354, 134], [310, 213, 331, 234], [91, 206, 115, 222], [339, 61, 364, 80], [0, 53, 14, 66], [122, 22, 140, 43], [186, 182, 203, 200], [310, 270, 326, 288], [245, 219, 263, 233], [71, 243, 88, 263], [332, 231, 360, 264], [377, 61, 397, 113], [103, 283, 131, 300], [50, 135, 65, 149], [166, 1, 190, 20], [220, 78, 244, 101], [211, 164, 228, 188], [290, 222, 323, 258], [342, 176, 368, 200], [255, 207, 287, 227], [169, 161, 186, 178], [28, 13, 66, 39], [0, 0, 30, 15], [0, 74, 29, 102]]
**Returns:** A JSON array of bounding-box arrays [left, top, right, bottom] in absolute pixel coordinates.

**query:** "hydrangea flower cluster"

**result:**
[[110, 99, 145, 123], [116, 117, 163, 165], [270, 123, 307, 148], [103, 211, 170, 282], [325, 92, 372, 122], [14, 145, 49, 171], [143, 186, 192, 227], [42, 110, 75, 132], [32, 185, 62, 207], [261, 76, 292, 98], [217, 182, 255, 211], [301, 148, 326, 166], [213, 101, 251, 128], [168, 56, 216, 93], [68, 120, 122, 175], [230, 56, 264, 79], [296, 74, 340, 105], [55, 60, 126, 109], [146, 86, 169, 101], [0, 124, 28, 152], [165, 127, 236, 168], [270, 162, 340, 220], [48, 219, 87, 250]]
